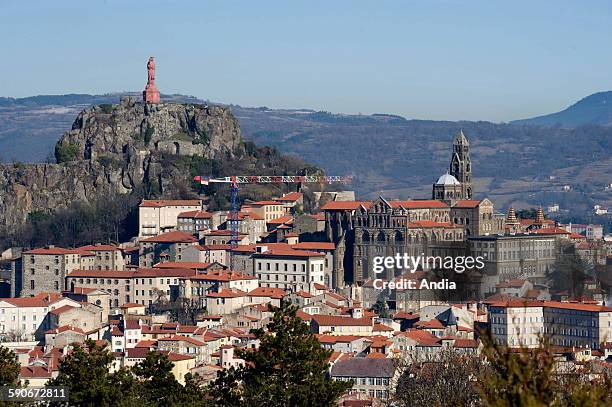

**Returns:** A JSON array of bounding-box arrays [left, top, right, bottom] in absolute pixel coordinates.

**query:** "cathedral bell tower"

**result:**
[[449, 130, 473, 199]]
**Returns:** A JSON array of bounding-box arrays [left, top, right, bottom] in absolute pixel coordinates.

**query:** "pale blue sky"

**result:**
[[1, 0, 611, 121]]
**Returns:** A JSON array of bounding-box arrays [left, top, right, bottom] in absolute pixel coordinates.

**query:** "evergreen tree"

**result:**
[[48, 339, 138, 406], [0, 346, 20, 386], [131, 351, 209, 406], [209, 300, 352, 406]]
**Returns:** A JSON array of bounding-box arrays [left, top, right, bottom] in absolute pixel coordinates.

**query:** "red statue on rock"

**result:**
[[143, 57, 160, 104]]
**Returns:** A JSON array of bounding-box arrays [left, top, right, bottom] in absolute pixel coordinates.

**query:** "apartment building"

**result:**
[[78, 244, 126, 270], [20, 247, 83, 297], [488, 299, 612, 349], [138, 199, 202, 237], [242, 201, 284, 222], [0, 293, 81, 341], [252, 247, 325, 291], [310, 313, 374, 336], [180, 271, 259, 307], [176, 210, 213, 233], [273, 192, 304, 214], [66, 268, 195, 309], [182, 244, 231, 267], [468, 234, 557, 292], [139, 231, 198, 267], [331, 358, 395, 401]]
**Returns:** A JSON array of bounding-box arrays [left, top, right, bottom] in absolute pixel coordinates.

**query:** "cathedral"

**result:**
[[323, 131, 505, 285]]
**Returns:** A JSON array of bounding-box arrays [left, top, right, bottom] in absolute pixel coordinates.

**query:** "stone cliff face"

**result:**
[[0, 97, 242, 230]]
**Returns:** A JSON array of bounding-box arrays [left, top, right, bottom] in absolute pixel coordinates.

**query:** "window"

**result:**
[[30, 280, 35, 290]]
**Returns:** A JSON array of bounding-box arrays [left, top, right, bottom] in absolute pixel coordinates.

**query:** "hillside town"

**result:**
[[0, 128, 611, 405]]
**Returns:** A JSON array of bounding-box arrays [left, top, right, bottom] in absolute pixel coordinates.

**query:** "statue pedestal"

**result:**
[[143, 84, 160, 104]]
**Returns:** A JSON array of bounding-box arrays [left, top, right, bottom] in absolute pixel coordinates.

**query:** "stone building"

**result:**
[[77, 244, 126, 271], [139, 231, 199, 267], [322, 131, 504, 286], [20, 247, 83, 296], [468, 234, 558, 293], [176, 210, 213, 234], [352, 197, 465, 282]]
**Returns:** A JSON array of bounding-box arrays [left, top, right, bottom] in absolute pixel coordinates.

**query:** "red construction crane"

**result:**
[[193, 174, 352, 265]]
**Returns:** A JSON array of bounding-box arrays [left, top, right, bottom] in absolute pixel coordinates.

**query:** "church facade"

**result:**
[[323, 131, 505, 285]]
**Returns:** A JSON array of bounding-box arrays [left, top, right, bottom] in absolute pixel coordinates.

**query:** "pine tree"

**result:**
[[48, 339, 137, 406], [209, 300, 352, 406], [0, 346, 20, 386]]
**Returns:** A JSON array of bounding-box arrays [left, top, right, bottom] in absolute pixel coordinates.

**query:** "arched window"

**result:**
[[395, 231, 403, 242], [377, 231, 386, 242], [362, 231, 370, 242]]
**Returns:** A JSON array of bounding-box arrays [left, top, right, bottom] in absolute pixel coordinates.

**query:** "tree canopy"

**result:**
[[208, 300, 352, 406]]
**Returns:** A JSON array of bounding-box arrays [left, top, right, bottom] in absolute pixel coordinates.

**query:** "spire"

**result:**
[[506, 207, 519, 225], [455, 129, 469, 146], [535, 206, 545, 224]]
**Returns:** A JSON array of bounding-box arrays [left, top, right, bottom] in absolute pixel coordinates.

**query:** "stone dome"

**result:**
[[435, 173, 460, 185]]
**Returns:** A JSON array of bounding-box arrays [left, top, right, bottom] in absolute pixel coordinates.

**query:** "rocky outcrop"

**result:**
[[0, 97, 242, 230]]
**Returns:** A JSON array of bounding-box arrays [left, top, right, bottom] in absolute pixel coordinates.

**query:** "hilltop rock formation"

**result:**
[[0, 97, 241, 230]]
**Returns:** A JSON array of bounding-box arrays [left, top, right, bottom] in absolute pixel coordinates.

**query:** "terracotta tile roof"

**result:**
[[20, 366, 53, 378], [2, 293, 63, 308], [204, 230, 248, 237], [196, 244, 233, 251], [234, 211, 264, 221], [291, 242, 335, 250], [125, 320, 141, 330], [321, 201, 372, 211], [139, 200, 201, 208], [141, 231, 198, 243], [153, 261, 212, 270], [273, 192, 303, 202], [313, 283, 327, 290], [121, 302, 145, 309], [67, 268, 195, 279], [188, 270, 257, 282], [135, 340, 157, 348], [453, 339, 480, 348], [166, 352, 195, 362], [206, 289, 247, 299], [158, 335, 206, 346], [452, 200, 482, 208], [49, 305, 76, 315], [366, 352, 387, 359], [178, 210, 212, 219], [251, 200, 284, 206], [414, 319, 445, 329], [398, 329, 441, 346], [253, 248, 325, 258], [295, 290, 313, 298], [488, 299, 612, 312], [312, 314, 373, 327], [267, 215, 294, 225], [373, 323, 394, 332], [248, 287, 286, 299], [44, 325, 86, 335], [77, 244, 120, 252]]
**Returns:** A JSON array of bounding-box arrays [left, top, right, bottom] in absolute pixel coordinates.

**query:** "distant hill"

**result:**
[[1, 93, 611, 227], [511, 91, 612, 127]]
